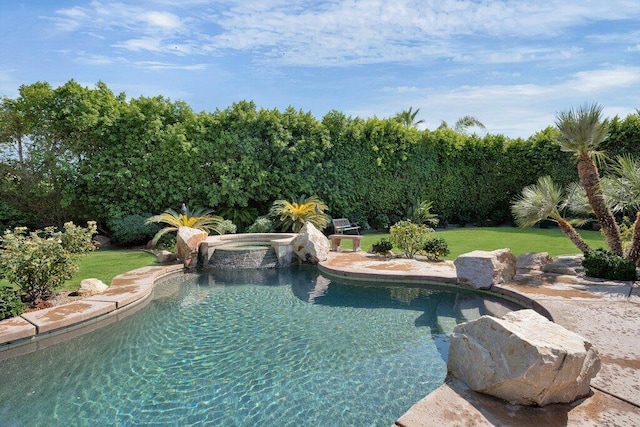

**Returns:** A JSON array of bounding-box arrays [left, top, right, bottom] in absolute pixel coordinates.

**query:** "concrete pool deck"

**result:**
[[319, 251, 640, 426], [1, 251, 639, 425]]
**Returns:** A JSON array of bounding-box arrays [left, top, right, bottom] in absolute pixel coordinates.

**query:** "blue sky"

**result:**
[[1, 1, 639, 138]]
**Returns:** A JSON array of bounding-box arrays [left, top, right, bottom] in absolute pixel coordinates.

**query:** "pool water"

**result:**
[[0, 266, 519, 426]]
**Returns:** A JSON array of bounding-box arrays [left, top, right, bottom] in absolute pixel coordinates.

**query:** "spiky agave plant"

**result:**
[[145, 204, 223, 244], [269, 196, 330, 232]]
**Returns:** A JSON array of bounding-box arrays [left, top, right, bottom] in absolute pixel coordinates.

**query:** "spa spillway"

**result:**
[[198, 233, 297, 269]]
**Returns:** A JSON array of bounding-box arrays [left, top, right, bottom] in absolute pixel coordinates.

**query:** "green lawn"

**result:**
[[360, 226, 606, 260], [1, 227, 607, 292], [0, 249, 157, 291]]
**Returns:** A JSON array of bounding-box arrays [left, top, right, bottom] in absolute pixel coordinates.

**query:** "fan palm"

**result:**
[[511, 176, 591, 253], [145, 204, 223, 244], [555, 103, 623, 255], [269, 196, 330, 232], [607, 156, 640, 263]]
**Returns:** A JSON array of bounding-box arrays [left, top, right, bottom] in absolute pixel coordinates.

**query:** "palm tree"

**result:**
[[454, 115, 485, 134], [145, 204, 223, 244], [606, 156, 640, 264], [555, 103, 623, 256], [393, 107, 424, 128], [269, 195, 330, 232], [511, 176, 591, 253]]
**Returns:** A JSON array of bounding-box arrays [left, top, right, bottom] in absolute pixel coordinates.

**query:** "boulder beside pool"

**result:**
[[291, 222, 330, 264], [447, 309, 601, 406], [454, 248, 516, 289]]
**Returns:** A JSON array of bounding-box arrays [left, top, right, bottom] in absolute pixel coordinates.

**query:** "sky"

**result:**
[[1, 1, 639, 138]]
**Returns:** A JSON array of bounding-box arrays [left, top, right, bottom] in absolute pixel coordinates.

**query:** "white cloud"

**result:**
[[201, 0, 640, 66], [363, 65, 640, 137], [568, 67, 640, 92], [133, 61, 208, 71], [112, 37, 165, 53], [143, 11, 182, 30]]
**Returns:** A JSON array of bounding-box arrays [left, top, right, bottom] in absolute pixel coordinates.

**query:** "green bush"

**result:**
[[218, 219, 237, 235], [371, 238, 393, 254], [247, 217, 275, 233], [0, 222, 97, 302], [389, 220, 433, 258], [422, 237, 450, 261], [0, 286, 25, 320], [108, 215, 160, 246], [582, 248, 637, 281]]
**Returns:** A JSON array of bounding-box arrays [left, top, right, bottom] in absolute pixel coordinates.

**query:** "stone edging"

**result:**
[[0, 264, 184, 361]]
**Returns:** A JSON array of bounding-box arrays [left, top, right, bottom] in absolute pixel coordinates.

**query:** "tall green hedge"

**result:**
[[5, 80, 631, 233]]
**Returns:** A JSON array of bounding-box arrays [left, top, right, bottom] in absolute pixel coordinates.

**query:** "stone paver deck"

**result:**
[[318, 251, 640, 426]]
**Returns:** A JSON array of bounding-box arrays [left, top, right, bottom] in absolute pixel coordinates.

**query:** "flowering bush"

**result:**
[[0, 222, 97, 302]]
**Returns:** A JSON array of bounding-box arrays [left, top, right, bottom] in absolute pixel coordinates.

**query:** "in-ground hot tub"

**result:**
[[198, 233, 297, 269]]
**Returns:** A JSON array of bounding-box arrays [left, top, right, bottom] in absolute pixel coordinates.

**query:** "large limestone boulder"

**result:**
[[78, 278, 108, 297], [177, 227, 208, 268], [291, 222, 330, 264], [454, 248, 516, 289], [516, 252, 553, 271], [448, 309, 601, 406]]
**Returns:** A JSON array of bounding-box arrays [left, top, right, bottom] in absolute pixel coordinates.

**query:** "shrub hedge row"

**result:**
[[2, 81, 637, 232]]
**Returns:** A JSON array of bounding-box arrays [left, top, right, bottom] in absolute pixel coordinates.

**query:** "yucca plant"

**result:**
[[269, 196, 330, 232], [145, 204, 223, 244]]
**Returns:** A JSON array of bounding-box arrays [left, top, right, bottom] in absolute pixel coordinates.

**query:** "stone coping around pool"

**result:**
[[0, 264, 184, 358]]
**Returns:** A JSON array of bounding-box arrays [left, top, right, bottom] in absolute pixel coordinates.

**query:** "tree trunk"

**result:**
[[626, 211, 640, 266], [577, 155, 623, 256], [557, 217, 591, 254]]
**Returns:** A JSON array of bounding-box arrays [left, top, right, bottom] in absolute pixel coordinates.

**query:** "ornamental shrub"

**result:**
[[582, 248, 637, 281], [0, 286, 25, 320], [218, 219, 237, 235], [389, 220, 433, 259], [247, 217, 275, 233], [422, 237, 450, 261], [371, 238, 393, 254], [0, 222, 97, 302], [108, 214, 160, 247]]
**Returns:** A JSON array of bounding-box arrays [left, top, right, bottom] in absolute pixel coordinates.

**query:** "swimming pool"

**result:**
[[0, 266, 520, 426]]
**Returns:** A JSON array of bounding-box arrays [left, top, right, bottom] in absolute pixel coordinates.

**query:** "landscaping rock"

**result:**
[[78, 278, 108, 296], [155, 250, 178, 264], [291, 222, 330, 264], [542, 255, 584, 275], [447, 309, 601, 406], [92, 235, 111, 248], [176, 227, 208, 268], [516, 252, 553, 271], [454, 248, 516, 289]]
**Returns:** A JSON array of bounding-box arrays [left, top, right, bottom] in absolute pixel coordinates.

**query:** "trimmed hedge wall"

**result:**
[[0, 81, 594, 232]]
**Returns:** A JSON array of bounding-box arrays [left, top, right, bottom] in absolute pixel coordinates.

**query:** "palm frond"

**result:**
[[608, 155, 640, 212], [146, 205, 224, 244], [269, 195, 330, 232], [555, 102, 609, 158], [511, 176, 563, 227]]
